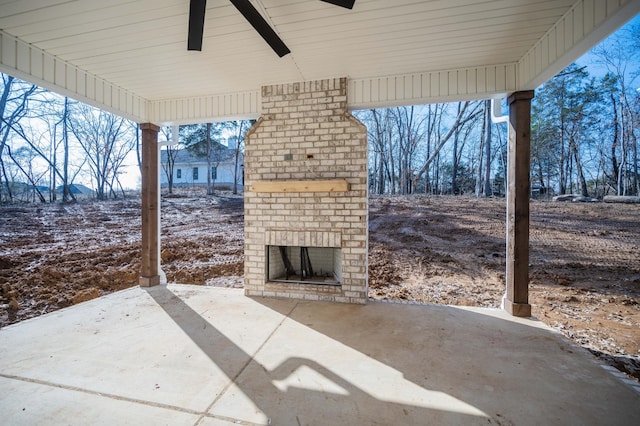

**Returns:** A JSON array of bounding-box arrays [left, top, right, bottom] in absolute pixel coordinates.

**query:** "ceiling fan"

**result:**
[[188, 0, 356, 56]]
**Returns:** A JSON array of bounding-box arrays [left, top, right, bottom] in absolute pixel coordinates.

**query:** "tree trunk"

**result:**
[[0, 156, 12, 202], [610, 93, 620, 192], [233, 121, 244, 195], [631, 130, 638, 196], [50, 124, 57, 202], [483, 100, 493, 197], [535, 155, 545, 195], [206, 123, 213, 195], [165, 147, 175, 195], [475, 103, 485, 197], [434, 152, 441, 194], [618, 136, 626, 195], [0, 76, 16, 202], [425, 107, 433, 194], [451, 103, 461, 194], [371, 110, 388, 194], [377, 150, 384, 194], [388, 124, 396, 195], [62, 97, 75, 202], [570, 137, 589, 196]]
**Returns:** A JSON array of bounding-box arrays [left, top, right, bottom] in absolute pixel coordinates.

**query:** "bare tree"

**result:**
[[42, 96, 76, 202], [423, 103, 446, 194], [6, 146, 47, 202], [451, 103, 462, 194], [0, 79, 84, 203], [391, 106, 428, 194], [593, 27, 639, 195], [357, 103, 481, 195], [231, 120, 249, 195], [206, 123, 213, 195], [0, 75, 38, 202], [474, 103, 486, 197], [160, 126, 180, 194], [69, 103, 136, 200], [412, 101, 482, 190], [532, 64, 599, 196], [365, 109, 394, 194], [483, 101, 493, 197], [449, 102, 483, 195]]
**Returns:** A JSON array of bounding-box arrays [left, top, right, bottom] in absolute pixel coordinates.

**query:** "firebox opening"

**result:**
[[267, 245, 341, 286]]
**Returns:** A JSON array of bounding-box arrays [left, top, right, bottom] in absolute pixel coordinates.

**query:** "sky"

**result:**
[[575, 14, 639, 87]]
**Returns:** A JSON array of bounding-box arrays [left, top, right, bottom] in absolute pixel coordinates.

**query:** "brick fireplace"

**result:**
[[244, 77, 368, 303]]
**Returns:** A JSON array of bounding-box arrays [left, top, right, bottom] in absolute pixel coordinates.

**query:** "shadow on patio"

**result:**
[[1, 284, 638, 425]]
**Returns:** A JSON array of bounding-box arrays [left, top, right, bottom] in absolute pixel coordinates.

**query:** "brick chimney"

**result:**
[[244, 78, 368, 303]]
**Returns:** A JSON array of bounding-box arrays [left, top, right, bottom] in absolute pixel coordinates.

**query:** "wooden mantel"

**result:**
[[252, 180, 350, 193]]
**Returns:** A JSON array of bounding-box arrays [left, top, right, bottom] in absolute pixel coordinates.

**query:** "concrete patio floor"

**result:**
[[1, 285, 638, 425]]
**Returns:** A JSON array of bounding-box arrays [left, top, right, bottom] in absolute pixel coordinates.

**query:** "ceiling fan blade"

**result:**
[[319, 0, 355, 9], [229, 0, 291, 57], [188, 0, 207, 51]]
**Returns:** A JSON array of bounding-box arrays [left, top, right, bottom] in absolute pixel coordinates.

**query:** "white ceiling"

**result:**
[[0, 0, 638, 124]]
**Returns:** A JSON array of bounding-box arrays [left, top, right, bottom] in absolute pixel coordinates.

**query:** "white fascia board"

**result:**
[[148, 92, 261, 126], [518, 0, 640, 90], [0, 30, 149, 123], [154, 64, 518, 122], [347, 64, 517, 111]]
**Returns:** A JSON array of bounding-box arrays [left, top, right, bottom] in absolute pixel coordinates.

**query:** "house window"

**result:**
[[211, 166, 217, 180], [193, 167, 199, 180], [176, 169, 182, 179]]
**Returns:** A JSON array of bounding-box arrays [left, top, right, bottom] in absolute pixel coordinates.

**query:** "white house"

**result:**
[[160, 143, 243, 191]]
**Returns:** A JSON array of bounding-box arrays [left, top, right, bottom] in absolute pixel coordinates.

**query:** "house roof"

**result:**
[[1, 1, 638, 125], [160, 146, 239, 164], [55, 184, 95, 194]]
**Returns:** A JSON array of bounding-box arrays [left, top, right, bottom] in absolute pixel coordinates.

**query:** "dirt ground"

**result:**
[[0, 192, 638, 381], [368, 195, 640, 381]]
